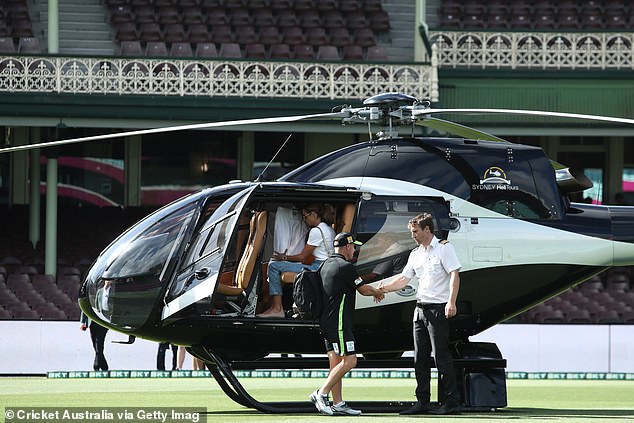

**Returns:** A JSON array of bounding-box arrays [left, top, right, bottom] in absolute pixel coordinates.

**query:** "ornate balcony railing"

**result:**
[[0, 56, 438, 102], [429, 31, 634, 70]]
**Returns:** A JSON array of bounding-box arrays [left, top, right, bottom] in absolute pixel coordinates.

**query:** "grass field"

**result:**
[[1, 377, 633, 422]]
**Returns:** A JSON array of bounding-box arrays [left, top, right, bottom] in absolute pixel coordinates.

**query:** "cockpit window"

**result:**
[[164, 187, 253, 310], [84, 199, 199, 330]]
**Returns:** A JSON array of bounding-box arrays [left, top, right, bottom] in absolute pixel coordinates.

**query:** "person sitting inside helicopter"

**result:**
[[258, 203, 336, 318]]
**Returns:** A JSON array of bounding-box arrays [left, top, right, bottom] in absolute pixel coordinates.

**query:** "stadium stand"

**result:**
[[435, 0, 632, 31], [104, 0, 392, 60]]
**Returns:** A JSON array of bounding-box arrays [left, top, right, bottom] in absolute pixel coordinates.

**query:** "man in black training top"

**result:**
[[309, 232, 384, 416]]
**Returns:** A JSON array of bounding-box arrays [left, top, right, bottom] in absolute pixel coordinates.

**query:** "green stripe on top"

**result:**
[[337, 292, 346, 356]]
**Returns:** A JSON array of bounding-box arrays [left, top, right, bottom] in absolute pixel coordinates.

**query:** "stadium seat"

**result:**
[[365, 45, 388, 61], [229, 7, 252, 27], [316, 45, 340, 61], [580, 12, 604, 30], [195, 42, 218, 58], [259, 26, 281, 45], [163, 23, 187, 43], [110, 5, 135, 23], [139, 22, 162, 42], [293, 0, 314, 11], [18, 37, 41, 53], [157, 5, 181, 24], [188, 23, 210, 43], [133, 5, 156, 24], [322, 10, 345, 29], [269, 43, 291, 59], [219, 42, 242, 58], [146, 41, 169, 56], [253, 7, 276, 27], [342, 45, 363, 61], [534, 9, 557, 30], [565, 308, 591, 324], [305, 27, 328, 46], [353, 28, 376, 48], [345, 13, 368, 30], [282, 26, 305, 45], [31, 274, 55, 294], [244, 43, 266, 59], [277, 10, 299, 28], [368, 10, 391, 31], [210, 25, 234, 43], [299, 10, 322, 29], [538, 309, 565, 323], [182, 6, 205, 24], [170, 42, 194, 57], [201, 0, 223, 7], [293, 44, 314, 60], [224, 0, 248, 9], [206, 7, 229, 26], [315, 0, 337, 12], [0, 36, 16, 53], [340, 0, 362, 13], [120, 40, 143, 56], [329, 28, 351, 48], [12, 265, 38, 276], [604, 11, 628, 29], [594, 309, 621, 324], [270, 0, 293, 11], [558, 10, 580, 30], [235, 25, 258, 45], [114, 21, 139, 41]]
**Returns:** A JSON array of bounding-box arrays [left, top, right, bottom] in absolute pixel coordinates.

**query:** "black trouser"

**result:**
[[413, 303, 460, 405], [157, 343, 178, 370], [89, 323, 109, 371]]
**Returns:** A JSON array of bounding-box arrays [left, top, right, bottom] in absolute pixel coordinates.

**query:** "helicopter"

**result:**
[[4, 93, 634, 413]]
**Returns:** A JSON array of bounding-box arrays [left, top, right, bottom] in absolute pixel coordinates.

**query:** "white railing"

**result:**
[[429, 31, 634, 70], [0, 56, 439, 102]]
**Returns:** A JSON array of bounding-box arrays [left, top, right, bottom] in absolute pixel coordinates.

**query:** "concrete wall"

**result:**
[[1, 321, 633, 374]]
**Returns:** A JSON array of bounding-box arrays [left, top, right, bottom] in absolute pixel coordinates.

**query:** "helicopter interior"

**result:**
[[163, 188, 448, 323]]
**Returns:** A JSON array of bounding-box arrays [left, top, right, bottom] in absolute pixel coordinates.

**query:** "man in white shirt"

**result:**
[[380, 212, 461, 415]]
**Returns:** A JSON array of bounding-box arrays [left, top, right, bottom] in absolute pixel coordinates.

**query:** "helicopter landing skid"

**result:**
[[202, 347, 415, 413]]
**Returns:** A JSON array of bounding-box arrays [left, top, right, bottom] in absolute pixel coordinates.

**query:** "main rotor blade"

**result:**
[[416, 116, 508, 142], [416, 114, 568, 170], [0, 111, 346, 154], [414, 108, 634, 126]]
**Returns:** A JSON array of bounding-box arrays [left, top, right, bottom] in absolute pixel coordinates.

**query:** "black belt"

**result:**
[[416, 302, 445, 309]]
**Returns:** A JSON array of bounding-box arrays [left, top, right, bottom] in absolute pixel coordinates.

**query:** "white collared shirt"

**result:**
[[402, 236, 461, 303]]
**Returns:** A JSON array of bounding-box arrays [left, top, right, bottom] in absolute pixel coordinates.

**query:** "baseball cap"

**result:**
[[333, 232, 363, 247]]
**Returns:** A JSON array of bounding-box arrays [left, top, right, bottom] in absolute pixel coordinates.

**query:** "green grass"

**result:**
[[1, 377, 633, 422]]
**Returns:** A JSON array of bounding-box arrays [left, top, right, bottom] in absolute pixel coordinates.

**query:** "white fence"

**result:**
[[1, 321, 633, 374]]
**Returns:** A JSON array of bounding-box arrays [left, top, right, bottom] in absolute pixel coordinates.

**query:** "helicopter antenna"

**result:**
[[255, 133, 293, 182]]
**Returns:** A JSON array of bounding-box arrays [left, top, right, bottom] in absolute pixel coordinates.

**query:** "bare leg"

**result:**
[[320, 352, 357, 404], [258, 295, 284, 317], [176, 346, 186, 370]]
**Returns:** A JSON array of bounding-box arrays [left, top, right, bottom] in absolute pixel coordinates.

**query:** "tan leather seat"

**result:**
[[216, 210, 268, 296]]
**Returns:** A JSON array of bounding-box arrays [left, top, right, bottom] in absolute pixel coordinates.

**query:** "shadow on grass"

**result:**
[[454, 408, 634, 419], [204, 408, 634, 419]]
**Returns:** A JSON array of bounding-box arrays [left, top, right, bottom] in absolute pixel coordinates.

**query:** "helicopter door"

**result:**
[[162, 185, 257, 320]]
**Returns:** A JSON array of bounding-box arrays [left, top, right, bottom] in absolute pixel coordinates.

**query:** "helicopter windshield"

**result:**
[[83, 197, 200, 330], [161, 186, 254, 318]]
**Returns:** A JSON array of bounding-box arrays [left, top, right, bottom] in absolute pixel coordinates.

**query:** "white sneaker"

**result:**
[[332, 401, 362, 416], [309, 390, 333, 415]]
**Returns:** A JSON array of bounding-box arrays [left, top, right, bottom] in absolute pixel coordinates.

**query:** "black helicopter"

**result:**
[[4, 93, 634, 413]]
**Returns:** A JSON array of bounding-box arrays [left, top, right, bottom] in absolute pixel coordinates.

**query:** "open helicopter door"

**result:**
[[161, 184, 258, 321]]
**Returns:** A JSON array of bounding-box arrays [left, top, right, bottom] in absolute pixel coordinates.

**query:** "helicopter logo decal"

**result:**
[[473, 166, 518, 191]]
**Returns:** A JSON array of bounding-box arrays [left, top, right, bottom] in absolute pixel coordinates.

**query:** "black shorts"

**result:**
[[323, 332, 357, 356]]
